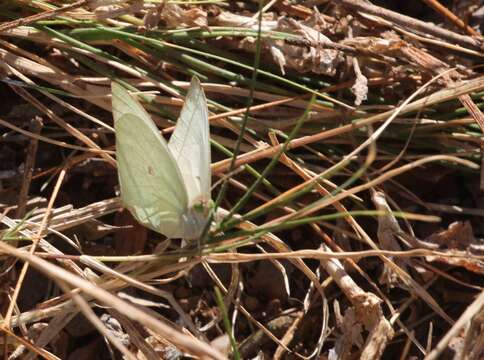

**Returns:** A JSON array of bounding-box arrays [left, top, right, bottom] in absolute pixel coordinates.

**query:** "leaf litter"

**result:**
[[0, 1, 483, 359]]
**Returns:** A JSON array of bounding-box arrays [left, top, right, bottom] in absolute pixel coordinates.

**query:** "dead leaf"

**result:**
[[94, 1, 144, 20], [161, 3, 207, 29], [331, 304, 364, 359], [276, 17, 342, 75], [143, 4, 164, 30], [402, 222, 484, 274], [213, 11, 342, 75], [425, 221, 477, 250]]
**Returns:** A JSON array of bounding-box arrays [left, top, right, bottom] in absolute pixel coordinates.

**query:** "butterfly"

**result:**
[[112, 77, 211, 239]]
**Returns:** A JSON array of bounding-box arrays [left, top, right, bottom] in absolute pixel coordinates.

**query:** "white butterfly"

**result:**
[[112, 77, 211, 239]]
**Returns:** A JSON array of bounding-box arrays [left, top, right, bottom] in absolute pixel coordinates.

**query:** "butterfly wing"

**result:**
[[168, 77, 211, 207], [113, 83, 188, 238]]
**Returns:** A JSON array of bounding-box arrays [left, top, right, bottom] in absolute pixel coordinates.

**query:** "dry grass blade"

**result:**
[[0, 0, 88, 32], [1, 1, 483, 358], [0, 241, 225, 360]]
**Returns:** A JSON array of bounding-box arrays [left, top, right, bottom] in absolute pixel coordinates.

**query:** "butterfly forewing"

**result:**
[[168, 77, 211, 207], [112, 83, 152, 126]]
